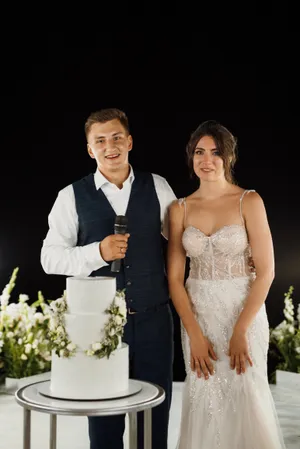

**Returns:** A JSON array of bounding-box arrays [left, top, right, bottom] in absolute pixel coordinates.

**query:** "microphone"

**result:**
[[111, 215, 128, 273]]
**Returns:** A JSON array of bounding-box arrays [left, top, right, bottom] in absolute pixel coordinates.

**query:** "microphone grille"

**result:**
[[115, 215, 128, 226]]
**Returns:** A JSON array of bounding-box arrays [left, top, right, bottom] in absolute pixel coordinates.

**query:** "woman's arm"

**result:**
[[229, 191, 274, 374], [235, 191, 275, 333], [167, 200, 217, 378], [167, 200, 200, 336]]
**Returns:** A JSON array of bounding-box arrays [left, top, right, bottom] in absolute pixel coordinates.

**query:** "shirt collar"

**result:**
[[94, 165, 135, 190]]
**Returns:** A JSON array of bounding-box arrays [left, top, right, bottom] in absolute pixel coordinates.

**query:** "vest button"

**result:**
[[125, 265, 130, 269], [126, 280, 132, 286]]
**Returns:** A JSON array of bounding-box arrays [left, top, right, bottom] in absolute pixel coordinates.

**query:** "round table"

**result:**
[[15, 379, 165, 449]]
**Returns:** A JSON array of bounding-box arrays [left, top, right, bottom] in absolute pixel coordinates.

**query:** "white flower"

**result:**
[[119, 302, 127, 318], [19, 294, 29, 303], [41, 351, 51, 361], [32, 340, 38, 349], [114, 315, 122, 326], [41, 304, 51, 315], [25, 324, 33, 333], [0, 290, 10, 307], [50, 302, 58, 312], [114, 292, 127, 317], [26, 332, 33, 341], [0, 267, 52, 377], [49, 316, 58, 331], [67, 343, 76, 352], [0, 340, 4, 348], [109, 328, 116, 336], [284, 311, 294, 322], [271, 330, 284, 341], [297, 303, 300, 327], [295, 347, 300, 354], [5, 303, 20, 320], [92, 342, 102, 351], [34, 312, 45, 324], [86, 349, 94, 356], [25, 343, 32, 354], [0, 331, 2, 338], [59, 349, 65, 357], [275, 320, 287, 330], [56, 325, 64, 335], [114, 293, 124, 307]]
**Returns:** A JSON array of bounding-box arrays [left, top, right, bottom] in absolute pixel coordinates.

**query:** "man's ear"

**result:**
[[128, 135, 133, 152], [87, 144, 95, 158]]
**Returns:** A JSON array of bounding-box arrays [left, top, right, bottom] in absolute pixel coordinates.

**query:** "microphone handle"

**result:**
[[111, 258, 121, 273], [111, 220, 127, 273]]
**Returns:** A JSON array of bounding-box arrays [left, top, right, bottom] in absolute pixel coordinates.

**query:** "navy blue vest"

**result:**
[[72, 171, 169, 311]]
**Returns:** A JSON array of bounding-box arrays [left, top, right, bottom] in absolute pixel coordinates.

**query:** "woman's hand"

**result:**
[[228, 329, 253, 374], [190, 332, 217, 380]]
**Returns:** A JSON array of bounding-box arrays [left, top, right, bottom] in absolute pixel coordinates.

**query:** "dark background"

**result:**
[[1, 31, 298, 380]]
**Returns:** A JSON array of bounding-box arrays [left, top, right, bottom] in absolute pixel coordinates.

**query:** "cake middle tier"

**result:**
[[64, 313, 117, 350]]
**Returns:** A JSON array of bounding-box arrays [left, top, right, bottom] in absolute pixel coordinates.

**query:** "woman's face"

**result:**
[[193, 135, 225, 182]]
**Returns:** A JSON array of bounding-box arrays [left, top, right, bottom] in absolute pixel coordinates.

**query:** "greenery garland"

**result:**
[[49, 290, 127, 360]]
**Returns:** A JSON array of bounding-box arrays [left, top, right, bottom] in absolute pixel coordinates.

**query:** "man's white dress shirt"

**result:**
[[41, 167, 177, 277]]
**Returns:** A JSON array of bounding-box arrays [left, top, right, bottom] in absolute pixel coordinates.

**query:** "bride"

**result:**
[[167, 120, 286, 448]]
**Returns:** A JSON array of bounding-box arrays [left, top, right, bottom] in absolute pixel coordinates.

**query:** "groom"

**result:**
[[40, 108, 177, 449]]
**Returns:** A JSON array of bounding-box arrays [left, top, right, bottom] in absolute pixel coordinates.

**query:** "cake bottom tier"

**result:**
[[50, 343, 129, 399]]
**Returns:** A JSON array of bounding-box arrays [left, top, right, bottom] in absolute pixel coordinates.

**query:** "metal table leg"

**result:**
[[144, 409, 152, 449], [50, 414, 57, 449], [23, 408, 31, 449], [129, 411, 138, 449]]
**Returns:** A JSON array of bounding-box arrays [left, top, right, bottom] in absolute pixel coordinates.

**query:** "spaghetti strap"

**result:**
[[178, 197, 187, 227], [239, 189, 255, 224]]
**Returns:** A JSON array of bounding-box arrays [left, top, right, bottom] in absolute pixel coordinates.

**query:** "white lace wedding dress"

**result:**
[[176, 193, 286, 449]]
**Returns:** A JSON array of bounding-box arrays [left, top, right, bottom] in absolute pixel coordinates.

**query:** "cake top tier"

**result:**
[[66, 276, 116, 315]]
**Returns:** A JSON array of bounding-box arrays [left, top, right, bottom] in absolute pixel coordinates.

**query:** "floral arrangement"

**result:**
[[0, 268, 52, 380], [48, 293, 77, 358], [86, 289, 127, 359], [269, 286, 300, 381], [49, 289, 127, 360]]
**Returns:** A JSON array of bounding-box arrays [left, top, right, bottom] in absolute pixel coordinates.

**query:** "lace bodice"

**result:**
[[183, 224, 252, 280], [179, 191, 255, 281]]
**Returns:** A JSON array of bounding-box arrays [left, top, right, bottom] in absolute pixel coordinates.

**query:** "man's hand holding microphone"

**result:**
[[99, 216, 129, 272]]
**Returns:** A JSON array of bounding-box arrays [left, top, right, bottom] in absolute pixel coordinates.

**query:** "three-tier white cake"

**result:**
[[49, 276, 129, 400]]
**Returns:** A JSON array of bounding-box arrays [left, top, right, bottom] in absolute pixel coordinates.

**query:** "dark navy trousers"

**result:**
[[88, 303, 174, 449]]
